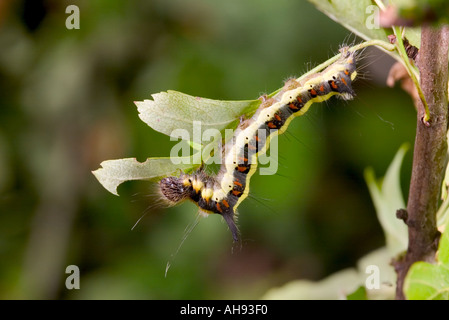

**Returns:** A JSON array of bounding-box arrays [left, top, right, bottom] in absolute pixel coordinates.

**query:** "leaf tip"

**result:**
[[91, 165, 120, 197], [363, 166, 375, 182]]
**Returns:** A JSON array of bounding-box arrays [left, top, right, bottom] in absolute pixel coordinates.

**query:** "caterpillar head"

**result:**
[[332, 46, 357, 100], [159, 176, 191, 204], [339, 46, 357, 77]]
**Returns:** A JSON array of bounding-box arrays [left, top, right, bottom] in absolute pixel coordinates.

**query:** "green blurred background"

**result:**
[[0, 0, 416, 299]]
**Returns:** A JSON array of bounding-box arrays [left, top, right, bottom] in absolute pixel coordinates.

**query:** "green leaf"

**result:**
[[439, 227, 449, 265], [308, 0, 390, 42], [135, 90, 261, 140], [347, 286, 367, 300], [437, 130, 449, 228], [364, 144, 409, 255], [92, 157, 198, 196], [437, 184, 449, 230], [308, 0, 421, 56], [402, 26, 421, 48], [261, 246, 396, 300], [404, 224, 449, 300]]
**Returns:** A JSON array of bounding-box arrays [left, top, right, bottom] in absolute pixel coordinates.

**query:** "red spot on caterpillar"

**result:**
[[254, 135, 260, 142], [237, 166, 248, 172], [320, 84, 325, 92], [216, 202, 222, 213], [289, 103, 299, 110], [341, 77, 347, 85], [234, 180, 243, 187], [232, 190, 242, 196], [274, 113, 281, 121], [222, 199, 229, 208], [310, 89, 317, 96], [238, 156, 249, 163], [296, 96, 303, 103], [267, 122, 277, 129], [330, 81, 338, 90], [344, 70, 350, 76]]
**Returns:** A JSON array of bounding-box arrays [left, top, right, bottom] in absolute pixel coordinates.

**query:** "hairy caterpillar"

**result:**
[[159, 47, 358, 242]]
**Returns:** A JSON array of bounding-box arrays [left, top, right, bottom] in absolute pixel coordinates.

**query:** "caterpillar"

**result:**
[[159, 46, 358, 242]]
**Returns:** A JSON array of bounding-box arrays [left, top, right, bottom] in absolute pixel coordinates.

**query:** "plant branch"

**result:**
[[394, 25, 449, 300], [392, 26, 431, 124]]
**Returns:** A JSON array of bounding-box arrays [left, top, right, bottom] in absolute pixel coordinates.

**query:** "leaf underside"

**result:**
[[92, 157, 198, 196]]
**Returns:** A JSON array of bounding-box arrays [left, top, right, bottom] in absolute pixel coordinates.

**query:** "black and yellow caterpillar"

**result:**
[[160, 47, 358, 242]]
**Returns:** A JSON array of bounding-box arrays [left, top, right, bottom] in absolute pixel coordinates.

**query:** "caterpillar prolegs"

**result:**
[[160, 47, 358, 242]]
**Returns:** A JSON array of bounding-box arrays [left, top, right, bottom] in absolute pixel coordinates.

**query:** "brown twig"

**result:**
[[394, 25, 449, 300]]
